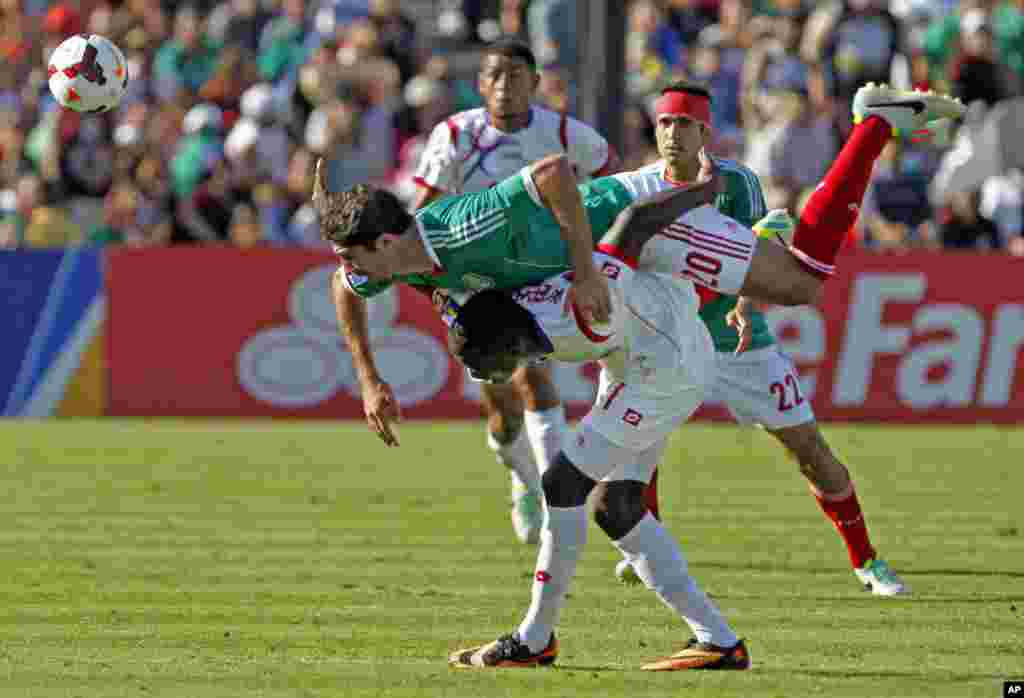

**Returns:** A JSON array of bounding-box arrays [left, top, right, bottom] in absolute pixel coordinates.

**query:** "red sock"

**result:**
[[791, 116, 891, 278], [811, 484, 877, 569], [644, 468, 661, 521]]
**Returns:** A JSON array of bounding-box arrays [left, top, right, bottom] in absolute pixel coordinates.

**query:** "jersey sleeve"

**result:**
[[564, 116, 613, 177], [413, 120, 459, 194], [336, 266, 393, 299], [717, 163, 767, 229]]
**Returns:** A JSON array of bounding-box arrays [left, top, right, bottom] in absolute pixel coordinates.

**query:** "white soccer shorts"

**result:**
[[705, 346, 815, 430]]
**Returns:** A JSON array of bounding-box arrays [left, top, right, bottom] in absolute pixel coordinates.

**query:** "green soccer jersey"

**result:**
[[342, 170, 635, 298], [696, 159, 776, 354]]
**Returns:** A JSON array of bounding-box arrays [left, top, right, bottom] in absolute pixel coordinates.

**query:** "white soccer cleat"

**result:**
[[852, 83, 966, 138], [615, 559, 643, 586], [511, 488, 543, 544], [854, 558, 910, 596]]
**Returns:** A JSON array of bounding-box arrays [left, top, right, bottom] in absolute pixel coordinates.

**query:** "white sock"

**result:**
[[517, 504, 587, 652], [613, 514, 738, 648], [487, 429, 541, 493], [523, 406, 567, 477]]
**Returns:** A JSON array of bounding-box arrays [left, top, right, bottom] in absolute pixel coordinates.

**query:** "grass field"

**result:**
[[1, 420, 1022, 698]]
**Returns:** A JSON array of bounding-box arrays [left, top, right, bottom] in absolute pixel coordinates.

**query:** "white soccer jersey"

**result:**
[[606, 165, 760, 297], [509, 252, 713, 400], [505, 252, 715, 461], [413, 106, 612, 195]]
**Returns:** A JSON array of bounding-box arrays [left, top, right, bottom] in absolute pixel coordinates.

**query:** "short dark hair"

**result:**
[[311, 159, 412, 247], [482, 36, 537, 70], [662, 81, 713, 102]]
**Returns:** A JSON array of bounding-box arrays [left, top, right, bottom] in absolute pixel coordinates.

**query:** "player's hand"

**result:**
[[726, 297, 756, 355], [362, 380, 401, 447], [572, 267, 612, 325], [696, 148, 724, 198]]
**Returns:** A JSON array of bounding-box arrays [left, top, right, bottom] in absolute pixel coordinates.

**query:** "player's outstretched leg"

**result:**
[[771, 422, 909, 596], [789, 84, 964, 279]]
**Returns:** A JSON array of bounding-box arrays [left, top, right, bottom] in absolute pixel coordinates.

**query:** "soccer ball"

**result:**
[[48, 34, 129, 113]]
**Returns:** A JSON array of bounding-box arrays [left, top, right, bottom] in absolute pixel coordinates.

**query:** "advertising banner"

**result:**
[[0, 248, 105, 417], [107, 248, 1024, 423]]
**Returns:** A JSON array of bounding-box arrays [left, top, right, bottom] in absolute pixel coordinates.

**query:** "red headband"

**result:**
[[655, 91, 712, 128]]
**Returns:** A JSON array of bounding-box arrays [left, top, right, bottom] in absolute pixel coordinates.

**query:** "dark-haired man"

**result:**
[[337, 37, 619, 544], [444, 85, 964, 670]]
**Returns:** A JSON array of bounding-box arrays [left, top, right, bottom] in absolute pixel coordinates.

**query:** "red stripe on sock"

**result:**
[[793, 116, 891, 276], [812, 486, 877, 569], [644, 468, 660, 521]]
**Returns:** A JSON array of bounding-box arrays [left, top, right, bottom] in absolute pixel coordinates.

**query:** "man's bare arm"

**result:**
[[528, 153, 611, 322], [332, 270, 401, 446]]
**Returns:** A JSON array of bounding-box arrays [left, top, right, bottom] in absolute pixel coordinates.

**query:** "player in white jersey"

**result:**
[[613, 82, 909, 596], [442, 84, 966, 671], [410, 38, 619, 544]]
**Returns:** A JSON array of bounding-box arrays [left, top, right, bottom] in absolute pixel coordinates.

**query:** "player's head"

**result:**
[[312, 158, 413, 279], [478, 37, 540, 123], [444, 289, 554, 384], [654, 82, 712, 165]]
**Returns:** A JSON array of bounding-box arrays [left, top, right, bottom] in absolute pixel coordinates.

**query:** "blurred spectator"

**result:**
[[171, 103, 224, 198], [176, 158, 236, 244], [368, 0, 417, 83], [689, 24, 743, 156], [527, 0, 578, 69], [627, 0, 685, 96], [803, 0, 902, 111], [937, 189, 1002, 249], [153, 5, 222, 101], [87, 183, 143, 246], [257, 0, 311, 83], [228, 201, 264, 247], [948, 9, 1020, 107], [980, 168, 1024, 253], [620, 102, 659, 170], [859, 140, 939, 248], [666, 0, 715, 47], [209, 0, 272, 55], [924, 0, 1024, 84]]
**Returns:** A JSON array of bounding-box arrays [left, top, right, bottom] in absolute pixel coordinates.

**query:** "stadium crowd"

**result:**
[[1, 0, 1022, 253]]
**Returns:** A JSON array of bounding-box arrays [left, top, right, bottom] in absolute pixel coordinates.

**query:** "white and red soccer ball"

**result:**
[[48, 34, 128, 113]]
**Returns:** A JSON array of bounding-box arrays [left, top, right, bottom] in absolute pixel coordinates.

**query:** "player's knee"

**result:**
[[542, 451, 596, 508], [592, 481, 648, 540], [487, 411, 523, 445]]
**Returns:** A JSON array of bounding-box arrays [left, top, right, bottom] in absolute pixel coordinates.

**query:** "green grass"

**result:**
[[0, 420, 1022, 698]]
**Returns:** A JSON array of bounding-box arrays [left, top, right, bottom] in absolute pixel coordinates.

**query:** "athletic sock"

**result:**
[[643, 468, 661, 520], [488, 429, 541, 493], [613, 514, 738, 647], [791, 116, 891, 278], [811, 483, 877, 569], [523, 406, 566, 477], [517, 505, 587, 653]]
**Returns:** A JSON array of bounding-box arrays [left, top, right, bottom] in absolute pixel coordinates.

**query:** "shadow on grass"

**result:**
[[554, 665, 627, 673], [912, 568, 1024, 579], [778, 668, 1009, 682]]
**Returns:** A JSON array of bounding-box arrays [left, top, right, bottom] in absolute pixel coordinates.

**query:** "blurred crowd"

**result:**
[[1, 0, 1022, 253]]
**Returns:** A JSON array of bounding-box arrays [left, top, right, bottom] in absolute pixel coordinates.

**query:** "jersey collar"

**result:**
[[414, 218, 445, 275]]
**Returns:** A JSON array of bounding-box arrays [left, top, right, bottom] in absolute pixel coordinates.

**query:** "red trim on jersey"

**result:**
[[596, 243, 638, 269], [559, 112, 569, 151], [446, 117, 459, 145], [659, 227, 750, 261], [667, 222, 752, 255], [570, 300, 612, 344], [412, 176, 446, 195], [592, 145, 618, 177], [661, 168, 694, 187]]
